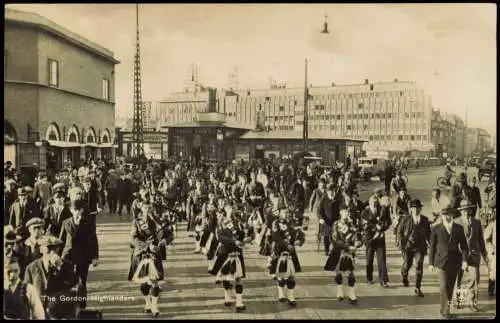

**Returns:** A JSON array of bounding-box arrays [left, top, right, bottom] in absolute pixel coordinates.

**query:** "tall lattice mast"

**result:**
[[132, 3, 144, 160]]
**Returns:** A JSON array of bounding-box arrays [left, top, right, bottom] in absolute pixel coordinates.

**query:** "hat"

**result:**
[[5, 179, 16, 186], [373, 188, 385, 196], [39, 235, 63, 248], [26, 217, 45, 228], [24, 186, 33, 193], [17, 187, 27, 196], [457, 199, 473, 211], [4, 228, 21, 243], [410, 199, 423, 208], [53, 183, 66, 194]]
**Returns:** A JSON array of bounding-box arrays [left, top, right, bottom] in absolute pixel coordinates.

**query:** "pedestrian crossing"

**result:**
[[87, 214, 496, 319]]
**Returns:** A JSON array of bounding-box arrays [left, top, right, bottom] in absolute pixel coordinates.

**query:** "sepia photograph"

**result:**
[[3, 3, 496, 320]]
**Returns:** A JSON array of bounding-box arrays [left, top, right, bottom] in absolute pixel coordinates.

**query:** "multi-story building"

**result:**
[[4, 8, 119, 169], [155, 79, 458, 159], [464, 127, 493, 156]]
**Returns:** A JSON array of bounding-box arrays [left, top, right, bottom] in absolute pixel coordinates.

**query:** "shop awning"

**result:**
[[47, 140, 83, 148]]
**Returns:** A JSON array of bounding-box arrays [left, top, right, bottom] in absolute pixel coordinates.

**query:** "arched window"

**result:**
[[67, 125, 79, 142], [4, 119, 17, 143], [45, 123, 61, 141], [101, 129, 111, 144], [84, 127, 97, 143]]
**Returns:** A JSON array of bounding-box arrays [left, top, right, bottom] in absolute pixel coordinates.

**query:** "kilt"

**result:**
[[269, 251, 301, 278], [127, 252, 164, 282], [210, 250, 246, 281], [324, 249, 355, 272]]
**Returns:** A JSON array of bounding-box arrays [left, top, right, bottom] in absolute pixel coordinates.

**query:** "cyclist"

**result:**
[[444, 161, 455, 187]]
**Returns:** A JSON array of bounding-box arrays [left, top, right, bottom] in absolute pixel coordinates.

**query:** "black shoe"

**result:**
[[414, 289, 424, 297], [279, 298, 287, 303], [338, 296, 344, 302], [288, 300, 297, 307], [152, 311, 160, 318], [402, 277, 409, 287], [144, 309, 152, 314], [224, 302, 232, 307], [236, 305, 246, 312], [348, 298, 358, 305]]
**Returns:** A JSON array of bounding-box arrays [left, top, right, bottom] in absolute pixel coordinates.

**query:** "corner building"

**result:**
[[4, 9, 119, 169]]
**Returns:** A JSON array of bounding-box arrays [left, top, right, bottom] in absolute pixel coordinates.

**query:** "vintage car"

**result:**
[[478, 155, 496, 180], [358, 157, 388, 181]]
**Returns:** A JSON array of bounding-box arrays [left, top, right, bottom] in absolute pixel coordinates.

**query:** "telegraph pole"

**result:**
[[303, 58, 309, 153], [132, 3, 145, 162]]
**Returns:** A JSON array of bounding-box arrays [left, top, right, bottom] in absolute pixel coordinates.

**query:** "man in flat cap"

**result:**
[[4, 257, 46, 319], [9, 187, 40, 239], [23, 235, 77, 314], [397, 199, 431, 297], [429, 204, 469, 319], [44, 183, 72, 238], [18, 217, 46, 279], [82, 175, 100, 230], [59, 186, 99, 310]]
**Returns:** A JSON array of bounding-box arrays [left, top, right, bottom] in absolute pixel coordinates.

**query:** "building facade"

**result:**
[[4, 9, 119, 170]]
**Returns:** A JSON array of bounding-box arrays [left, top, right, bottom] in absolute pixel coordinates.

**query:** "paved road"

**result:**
[[87, 167, 495, 319]]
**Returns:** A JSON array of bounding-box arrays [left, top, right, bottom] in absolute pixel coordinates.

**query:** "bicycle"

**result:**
[[436, 174, 456, 189]]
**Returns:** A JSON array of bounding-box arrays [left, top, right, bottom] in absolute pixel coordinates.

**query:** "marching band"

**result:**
[[3, 158, 497, 319]]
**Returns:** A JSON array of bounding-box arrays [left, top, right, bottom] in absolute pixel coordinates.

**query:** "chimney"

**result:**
[[364, 79, 369, 85], [331, 82, 336, 87], [394, 78, 398, 83]]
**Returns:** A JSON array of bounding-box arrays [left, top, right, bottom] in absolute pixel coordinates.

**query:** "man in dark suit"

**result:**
[[361, 195, 392, 287], [429, 205, 469, 319], [318, 184, 341, 256], [44, 184, 72, 238], [454, 199, 488, 312], [383, 163, 394, 197], [23, 235, 78, 319], [82, 175, 100, 230], [397, 199, 431, 297], [9, 187, 40, 239], [17, 217, 45, 279], [59, 187, 99, 310]]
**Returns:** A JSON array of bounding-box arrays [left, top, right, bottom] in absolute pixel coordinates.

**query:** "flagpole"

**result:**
[[303, 58, 309, 153]]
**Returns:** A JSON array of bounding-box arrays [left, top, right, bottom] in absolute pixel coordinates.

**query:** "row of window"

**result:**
[[47, 59, 110, 100], [258, 90, 420, 101], [260, 112, 427, 122]]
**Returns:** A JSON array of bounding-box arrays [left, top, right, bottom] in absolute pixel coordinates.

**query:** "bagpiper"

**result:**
[[209, 216, 247, 312], [324, 206, 363, 305], [269, 208, 305, 307], [127, 202, 173, 317]]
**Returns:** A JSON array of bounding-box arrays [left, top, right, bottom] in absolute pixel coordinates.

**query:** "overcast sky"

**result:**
[[7, 4, 497, 136]]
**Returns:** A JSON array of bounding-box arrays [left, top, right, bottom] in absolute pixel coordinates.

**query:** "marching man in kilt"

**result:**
[[209, 217, 247, 312], [127, 202, 173, 317], [324, 206, 363, 305], [269, 209, 305, 307], [186, 179, 206, 253]]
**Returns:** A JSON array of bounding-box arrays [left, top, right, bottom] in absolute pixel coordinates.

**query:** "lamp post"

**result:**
[[303, 58, 309, 153]]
